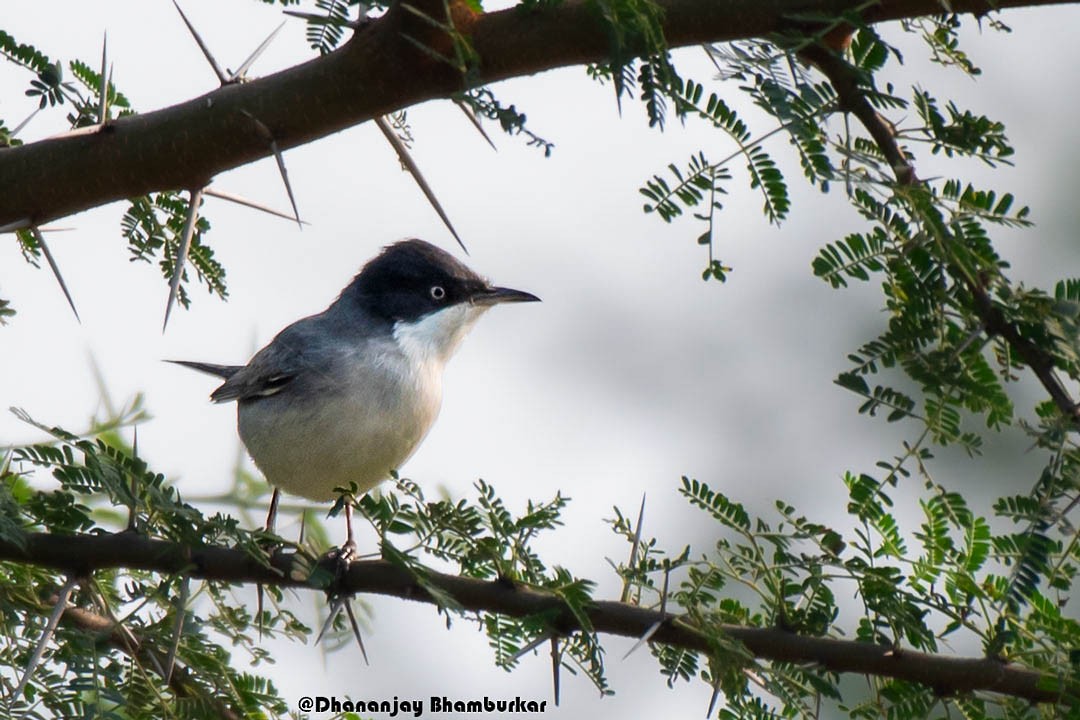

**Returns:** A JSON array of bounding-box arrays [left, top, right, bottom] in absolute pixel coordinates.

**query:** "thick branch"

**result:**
[[0, 0, 1076, 227], [0, 530, 1074, 706]]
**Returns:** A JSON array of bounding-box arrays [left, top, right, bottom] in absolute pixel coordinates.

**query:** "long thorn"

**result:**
[[315, 597, 346, 645], [172, 0, 228, 84], [620, 492, 646, 603], [454, 100, 496, 151], [31, 226, 80, 322], [624, 542, 670, 661], [13, 576, 78, 700], [257, 583, 266, 639], [265, 487, 281, 536], [269, 140, 302, 229], [707, 676, 722, 718], [374, 116, 467, 254], [343, 601, 369, 664], [550, 637, 560, 706], [282, 9, 364, 29], [98, 33, 108, 124], [509, 632, 553, 663], [0, 218, 31, 233], [231, 21, 285, 81], [10, 108, 41, 139], [702, 43, 723, 72], [203, 187, 309, 225], [104, 63, 114, 122], [127, 426, 139, 531], [164, 577, 189, 684], [621, 620, 663, 660], [162, 187, 204, 332]]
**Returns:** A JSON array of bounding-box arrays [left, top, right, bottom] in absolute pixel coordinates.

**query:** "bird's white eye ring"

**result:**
[[430, 285, 446, 300]]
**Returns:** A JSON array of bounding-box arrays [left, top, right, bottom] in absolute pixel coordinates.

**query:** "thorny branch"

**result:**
[[0, 531, 1074, 707], [0, 0, 1077, 228]]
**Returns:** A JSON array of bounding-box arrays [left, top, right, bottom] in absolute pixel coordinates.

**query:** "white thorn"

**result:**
[[0, 218, 32, 233], [162, 188, 204, 332], [172, 0, 228, 85], [164, 578, 189, 684], [203, 186, 309, 225], [98, 33, 108, 123], [343, 600, 369, 665], [268, 140, 302, 230], [12, 577, 79, 700], [10, 107, 41, 139], [454, 100, 496, 151], [31, 226, 80, 322], [621, 619, 663, 660], [508, 632, 553, 663], [374, 116, 467, 254], [231, 21, 285, 81]]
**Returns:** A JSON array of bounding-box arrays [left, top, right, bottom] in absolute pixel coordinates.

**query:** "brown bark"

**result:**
[[0, 530, 1075, 706], [0, 0, 1075, 228]]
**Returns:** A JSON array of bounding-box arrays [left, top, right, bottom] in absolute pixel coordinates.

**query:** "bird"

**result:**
[[172, 238, 540, 549]]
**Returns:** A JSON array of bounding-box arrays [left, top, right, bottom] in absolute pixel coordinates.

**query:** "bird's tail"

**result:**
[[167, 360, 243, 379]]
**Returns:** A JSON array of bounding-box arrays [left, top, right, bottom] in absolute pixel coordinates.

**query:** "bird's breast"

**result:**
[[236, 343, 444, 501]]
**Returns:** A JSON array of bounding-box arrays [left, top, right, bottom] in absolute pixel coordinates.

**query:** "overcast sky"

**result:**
[[3, 2, 1080, 718]]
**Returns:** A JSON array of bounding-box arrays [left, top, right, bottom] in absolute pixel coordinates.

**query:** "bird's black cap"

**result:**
[[339, 239, 538, 323]]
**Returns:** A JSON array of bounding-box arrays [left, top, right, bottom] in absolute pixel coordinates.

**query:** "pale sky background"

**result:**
[[3, 1, 1080, 718]]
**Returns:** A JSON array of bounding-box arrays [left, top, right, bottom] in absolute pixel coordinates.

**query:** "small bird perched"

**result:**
[[172, 239, 539, 546]]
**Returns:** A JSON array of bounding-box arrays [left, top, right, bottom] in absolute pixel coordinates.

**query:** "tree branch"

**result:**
[[55, 600, 242, 720], [0, 0, 1076, 228], [804, 35, 1080, 425], [1, 530, 1074, 706]]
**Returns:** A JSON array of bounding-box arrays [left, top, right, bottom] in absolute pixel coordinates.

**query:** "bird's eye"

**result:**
[[430, 285, 446, 301]]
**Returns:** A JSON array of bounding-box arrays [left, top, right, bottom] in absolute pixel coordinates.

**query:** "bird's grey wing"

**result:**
[[203, 318, 332, 403], [205, 351, 297, 404]]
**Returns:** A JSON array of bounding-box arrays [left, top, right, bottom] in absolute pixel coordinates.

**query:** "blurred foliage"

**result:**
[[2, 0, 1080, 718]]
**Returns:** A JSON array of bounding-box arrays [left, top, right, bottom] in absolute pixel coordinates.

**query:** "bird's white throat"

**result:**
[[392, 303, 490, 366]]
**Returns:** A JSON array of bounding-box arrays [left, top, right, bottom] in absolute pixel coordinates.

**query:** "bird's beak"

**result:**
[[472, 286, 541, 306]]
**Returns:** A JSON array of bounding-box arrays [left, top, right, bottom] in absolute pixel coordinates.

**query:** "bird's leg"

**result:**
[[344, 501, 356, 554], [327, 499, 357, 566]]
